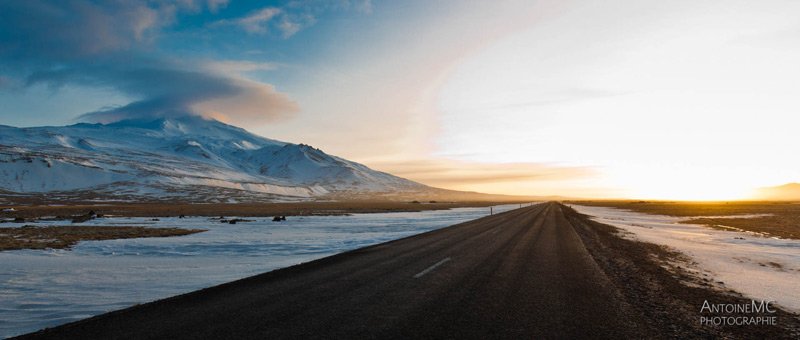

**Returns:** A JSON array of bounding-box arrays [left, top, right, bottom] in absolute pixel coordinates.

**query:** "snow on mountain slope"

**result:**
[[0, 116, 429, 202]]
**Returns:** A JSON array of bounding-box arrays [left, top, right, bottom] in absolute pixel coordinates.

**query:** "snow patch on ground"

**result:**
[[0, 204, 519, 338], [571, 205, 800, 314], [0, 158, 132, 192], [161, 177, 319, 197]]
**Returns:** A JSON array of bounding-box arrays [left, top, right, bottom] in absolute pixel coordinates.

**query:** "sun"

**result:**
[[605, 165, 756, 201]]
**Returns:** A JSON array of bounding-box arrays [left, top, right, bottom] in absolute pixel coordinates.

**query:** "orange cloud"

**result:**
[[193, 77, 299, 126], [369, 158, 600, 197]]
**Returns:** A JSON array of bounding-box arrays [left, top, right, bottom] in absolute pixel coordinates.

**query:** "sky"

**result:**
[[1, 0, 798, 200]]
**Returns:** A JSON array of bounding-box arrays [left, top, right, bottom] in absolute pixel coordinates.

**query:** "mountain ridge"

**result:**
[[0, 116, 469, 203]]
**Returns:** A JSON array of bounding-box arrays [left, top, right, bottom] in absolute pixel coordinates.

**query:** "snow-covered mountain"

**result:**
[[0, 116, 433, 202]]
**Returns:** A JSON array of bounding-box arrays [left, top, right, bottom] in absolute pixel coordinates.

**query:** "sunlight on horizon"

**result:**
[[1, 1, 797, 201], [425, 1, 800, 200]]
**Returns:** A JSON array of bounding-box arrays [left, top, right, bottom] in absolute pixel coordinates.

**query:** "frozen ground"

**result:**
[[571, 205, 800, 314], [0, 204, 523, 338]]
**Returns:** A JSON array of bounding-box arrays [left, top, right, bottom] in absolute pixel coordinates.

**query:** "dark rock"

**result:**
[[71, 212, 96, 224]]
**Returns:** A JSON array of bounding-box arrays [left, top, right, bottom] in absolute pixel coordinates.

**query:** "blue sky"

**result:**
[[2, 1, 799, 199], [0, 0, 380, 126]]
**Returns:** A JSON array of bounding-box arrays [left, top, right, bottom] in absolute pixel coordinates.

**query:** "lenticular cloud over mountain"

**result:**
[[72, 64, 299, 125], [0, 1, 298, 127]]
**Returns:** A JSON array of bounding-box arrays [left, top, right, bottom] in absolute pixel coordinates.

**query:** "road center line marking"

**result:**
[[413, 257, 451, 279]]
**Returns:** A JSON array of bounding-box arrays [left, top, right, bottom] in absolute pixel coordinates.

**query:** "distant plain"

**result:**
[[572, 201, 800, 239], [0, 201, 525, 219]]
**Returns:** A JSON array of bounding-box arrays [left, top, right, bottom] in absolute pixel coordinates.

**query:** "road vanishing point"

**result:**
[[21, 202, 670, 339]]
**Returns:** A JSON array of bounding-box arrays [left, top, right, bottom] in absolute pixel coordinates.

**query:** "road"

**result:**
[[21, 202, 657, 339]]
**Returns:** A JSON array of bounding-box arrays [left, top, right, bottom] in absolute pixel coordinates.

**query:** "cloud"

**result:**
[[56, 63, 297, 124], [0, 1, 165, 61], [217, 6, 313, 38], [220, 1, 371, 38], [206, 0, 229, 13], [276, 13, 316, 38], [372, 159, 596, 186], [286, 0, 373, 14], [193, 77, 299, 125], [365, 158, 606, 197], [0, 1, 298, 127], [203, 60, 280, 74], [0, 0, 234, 60], [235, 7, 283, 34]]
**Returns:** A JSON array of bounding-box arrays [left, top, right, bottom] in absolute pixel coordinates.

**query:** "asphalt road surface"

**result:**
[[19, 202, 667, 339]]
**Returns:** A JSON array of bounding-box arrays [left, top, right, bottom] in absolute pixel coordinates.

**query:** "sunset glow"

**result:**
[[2, 0, 797, 200], [3, 3, 800, 338]]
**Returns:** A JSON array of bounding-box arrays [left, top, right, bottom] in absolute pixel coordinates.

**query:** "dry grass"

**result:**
[[0, 201, 514, 219], [564, 205, 800, 338], [0, 225, 206, 251], [571, 200, 800, 240]]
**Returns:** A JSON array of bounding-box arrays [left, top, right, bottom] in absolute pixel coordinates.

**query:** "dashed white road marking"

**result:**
[[413, 257, 451, 278]]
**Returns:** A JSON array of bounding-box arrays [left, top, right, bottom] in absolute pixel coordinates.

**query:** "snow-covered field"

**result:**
[[571, 205, 800, 314], [0, 204, 522, 338]]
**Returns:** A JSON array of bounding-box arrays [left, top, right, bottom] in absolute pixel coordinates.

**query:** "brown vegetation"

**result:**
[[0, 201, 517, 219], [0, 226, 205, 251], [571, 200, 800, 239], [564, 205, 800, 338]]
